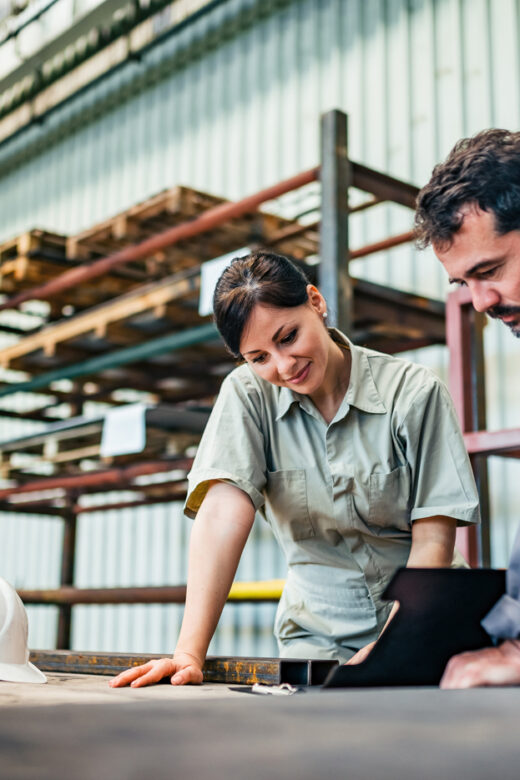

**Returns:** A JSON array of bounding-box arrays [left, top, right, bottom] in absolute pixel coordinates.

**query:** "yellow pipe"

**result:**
[[228, 579, 285, 601]]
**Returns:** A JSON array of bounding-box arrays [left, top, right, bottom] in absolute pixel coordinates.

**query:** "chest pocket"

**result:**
[[264, 469, 316, 542], [368, 465, 411, 534]]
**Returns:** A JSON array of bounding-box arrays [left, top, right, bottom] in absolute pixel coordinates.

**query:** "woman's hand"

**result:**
[[346, 641, 376, 666], [108, 652, 203, 689]]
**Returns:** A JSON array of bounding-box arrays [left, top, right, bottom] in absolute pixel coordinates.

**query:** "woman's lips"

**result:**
[[287, 362, 311, 384]]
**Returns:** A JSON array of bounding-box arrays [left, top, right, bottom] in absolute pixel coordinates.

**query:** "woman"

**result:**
[[111, 251, 479, 688]]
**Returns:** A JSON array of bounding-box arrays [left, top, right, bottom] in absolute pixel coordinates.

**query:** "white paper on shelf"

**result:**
[[100, 403, 147, 457], [198, 247, 250, 316]]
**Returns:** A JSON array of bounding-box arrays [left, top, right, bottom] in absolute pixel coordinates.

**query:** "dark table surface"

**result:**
[[1, 673, 519, 779]]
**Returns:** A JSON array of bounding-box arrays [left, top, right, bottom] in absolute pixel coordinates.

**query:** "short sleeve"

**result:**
[[184, 369, 267, 518], [398, 377, 480, 527]]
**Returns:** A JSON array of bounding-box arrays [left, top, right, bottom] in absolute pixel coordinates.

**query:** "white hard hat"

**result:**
[[0, 577, 46, 684]]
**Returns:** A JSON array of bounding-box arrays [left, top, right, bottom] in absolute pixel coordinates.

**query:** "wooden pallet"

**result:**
[[67, 185, 320, 272], [0, 228, 139, 315]]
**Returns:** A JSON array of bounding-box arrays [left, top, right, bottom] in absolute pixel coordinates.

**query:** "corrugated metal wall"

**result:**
[[0, 0, 519, 655]]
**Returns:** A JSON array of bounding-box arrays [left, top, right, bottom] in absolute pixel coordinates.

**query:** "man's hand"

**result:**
[[108, 651, 204, 689], [440, 639, 520, 689]]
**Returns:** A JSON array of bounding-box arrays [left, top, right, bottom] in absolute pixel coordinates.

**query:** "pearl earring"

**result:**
[[322, 311, 327, 318]]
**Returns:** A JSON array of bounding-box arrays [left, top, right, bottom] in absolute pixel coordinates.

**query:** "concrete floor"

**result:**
[[1, 673, 519, 780]]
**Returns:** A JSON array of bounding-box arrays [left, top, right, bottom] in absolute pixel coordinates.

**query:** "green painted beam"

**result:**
[[0, 322, 220, 397]]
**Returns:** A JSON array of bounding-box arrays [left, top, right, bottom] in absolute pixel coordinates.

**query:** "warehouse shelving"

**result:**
[[0, 109, 467, 647]]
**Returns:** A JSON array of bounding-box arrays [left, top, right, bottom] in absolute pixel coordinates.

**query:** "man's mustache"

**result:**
[[487, 305, 520, 319]]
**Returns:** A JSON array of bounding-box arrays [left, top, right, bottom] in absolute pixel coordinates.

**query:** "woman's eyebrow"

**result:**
[[242, 323, 296, 355]]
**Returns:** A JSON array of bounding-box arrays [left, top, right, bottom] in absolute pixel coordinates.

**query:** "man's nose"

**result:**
[[468, 281, 500, 313]]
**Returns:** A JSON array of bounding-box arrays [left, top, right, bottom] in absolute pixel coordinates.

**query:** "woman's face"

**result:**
[[239, 285, 333, 395]]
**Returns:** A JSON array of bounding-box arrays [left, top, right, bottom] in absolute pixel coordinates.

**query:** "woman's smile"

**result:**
[[284, 361, 311, 385]]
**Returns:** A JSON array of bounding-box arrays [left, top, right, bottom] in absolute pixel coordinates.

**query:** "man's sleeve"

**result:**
[[481, 526, 520, 640]]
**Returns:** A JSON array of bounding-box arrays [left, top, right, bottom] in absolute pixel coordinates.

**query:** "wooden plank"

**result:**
[[0, 272, 200, 368], [0, 229, 67, 264]]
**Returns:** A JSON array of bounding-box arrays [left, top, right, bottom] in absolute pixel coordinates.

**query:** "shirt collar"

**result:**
[[275, 328, 386, 420]]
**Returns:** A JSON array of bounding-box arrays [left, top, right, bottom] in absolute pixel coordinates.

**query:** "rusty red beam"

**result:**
[[0, 167, 320, 313], [351, 162, 419, 209], [464, 428, 520, 458], [73, 491, 188, 515], [19, 586, 188, 605], [0, 484, 188, 514], [349, 230, 415, 260], [0, 458, 193, 500]]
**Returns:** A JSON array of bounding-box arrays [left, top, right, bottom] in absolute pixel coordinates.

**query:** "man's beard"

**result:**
[[487, 305, 520, 338]]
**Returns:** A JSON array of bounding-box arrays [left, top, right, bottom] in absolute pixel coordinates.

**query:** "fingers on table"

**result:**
[[109, 660, 171, 688], [440, 650, 489, 689]]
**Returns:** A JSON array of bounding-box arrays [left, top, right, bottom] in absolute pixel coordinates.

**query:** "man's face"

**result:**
[[434, 206, 520, 337]]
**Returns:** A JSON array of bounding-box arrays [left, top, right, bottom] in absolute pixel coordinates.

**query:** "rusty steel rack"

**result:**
[[0, 109, 453, 649], [0, 404, 210, 511]]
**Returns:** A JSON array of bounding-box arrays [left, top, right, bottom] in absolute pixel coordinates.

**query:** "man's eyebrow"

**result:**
[[242, 325, 289, 355], [448, 257, 503, 285]]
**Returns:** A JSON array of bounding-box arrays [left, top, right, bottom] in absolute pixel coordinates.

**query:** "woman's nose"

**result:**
[[275, 353, 297, 378]]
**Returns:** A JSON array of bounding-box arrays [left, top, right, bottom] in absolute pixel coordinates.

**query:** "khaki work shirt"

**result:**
[[185, 331, 480, 662]]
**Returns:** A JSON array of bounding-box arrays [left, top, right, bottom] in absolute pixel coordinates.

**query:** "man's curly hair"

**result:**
[[415, 129, 520, 250]]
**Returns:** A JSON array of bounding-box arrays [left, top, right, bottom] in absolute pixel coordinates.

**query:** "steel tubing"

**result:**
[[0, 458, 193, 500], [349, 230, 415, 260], [0, 322, 219, 397], [18, 581, 284, 604], [28, 650, 338, 685]]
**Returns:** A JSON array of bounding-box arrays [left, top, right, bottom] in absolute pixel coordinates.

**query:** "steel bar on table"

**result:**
[[0, 167, 320, 314], [319, 109, 352, 334], [0, 458, 193, 500], [28, 650, 338, 685], [0, 322, 219, 397]]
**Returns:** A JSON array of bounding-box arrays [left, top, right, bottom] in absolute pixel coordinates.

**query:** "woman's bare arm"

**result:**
[[109, 481, 256, 688]]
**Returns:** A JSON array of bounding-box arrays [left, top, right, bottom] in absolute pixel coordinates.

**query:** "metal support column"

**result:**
[[56, 387, 81, 649], [56, 507, 78, 649], [447, 288, 491, 567], [319, 110, 352, 334]]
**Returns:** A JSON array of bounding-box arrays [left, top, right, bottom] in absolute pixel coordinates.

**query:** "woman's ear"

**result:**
[[306, 284, 326, 315]]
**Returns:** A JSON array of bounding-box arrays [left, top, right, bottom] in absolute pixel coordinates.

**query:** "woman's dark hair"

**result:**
[[213, 251, 311, 356], [415, 129, 520, 250]]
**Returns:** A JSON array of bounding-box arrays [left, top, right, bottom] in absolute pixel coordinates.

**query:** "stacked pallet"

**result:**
[[0, 185, 322, 416]]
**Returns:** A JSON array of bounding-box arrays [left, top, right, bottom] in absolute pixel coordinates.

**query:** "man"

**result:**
[[415, 129, 520, 688]]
